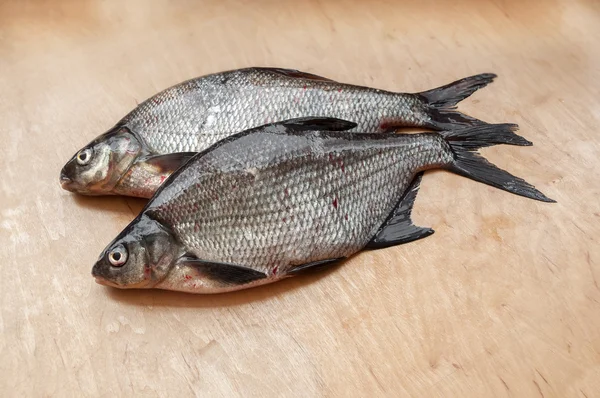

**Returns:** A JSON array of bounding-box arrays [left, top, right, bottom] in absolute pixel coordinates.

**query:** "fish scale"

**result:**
[[149, 130, 449, 275], [62, 68, 498, 198], [123, 68, 426, 154], [91, 120, 552, 293]]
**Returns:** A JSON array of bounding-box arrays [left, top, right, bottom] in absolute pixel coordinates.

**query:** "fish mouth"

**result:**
[[59, 173, 103, 195], [92, 266, 152, 289], [91, 264, 118, 287], [94, 276, 120, 288], [93, 276, 152, 289], [60, 171, 75, 191]]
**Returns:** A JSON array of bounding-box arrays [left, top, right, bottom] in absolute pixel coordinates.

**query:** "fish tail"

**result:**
[[418, 73, 496, 130], [441, 124, 556, 203]]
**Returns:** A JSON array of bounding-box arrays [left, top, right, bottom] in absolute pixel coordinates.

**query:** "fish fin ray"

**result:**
[[179, 256, 268, 286], [439, 123, 531, 148], [417, 73, 496, 130], [286, 258, 344, 276], [443, 124, 556, 202], [257, 67, 336, 82], [141, 152, 197, 173], [278, 117, 357, 132], [366, 172, 434, 249]]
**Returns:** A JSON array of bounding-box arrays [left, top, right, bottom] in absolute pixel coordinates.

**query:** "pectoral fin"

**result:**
[[366, 172, 434, 249], [179, 256, 268, 286], [278, 117, 357, 132], [141, 152, 197, 174]]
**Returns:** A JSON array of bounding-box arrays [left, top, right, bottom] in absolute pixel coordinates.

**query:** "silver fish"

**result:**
[[91, 117, 553, 293], [61, 67, 496, 198]]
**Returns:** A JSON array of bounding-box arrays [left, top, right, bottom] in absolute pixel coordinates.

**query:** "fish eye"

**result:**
[[76, 148, 93, 166], [107, 244, 128, 267]]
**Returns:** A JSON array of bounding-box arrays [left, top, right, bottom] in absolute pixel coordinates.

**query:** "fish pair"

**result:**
[[59, 67, 554, 293]]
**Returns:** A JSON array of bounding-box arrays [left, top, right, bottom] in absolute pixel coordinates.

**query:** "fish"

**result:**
[[91, 117, 554, 293], [61, 67, 497, 198]]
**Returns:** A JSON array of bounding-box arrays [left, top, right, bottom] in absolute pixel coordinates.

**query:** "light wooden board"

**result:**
[[1, 0, 599, 396]]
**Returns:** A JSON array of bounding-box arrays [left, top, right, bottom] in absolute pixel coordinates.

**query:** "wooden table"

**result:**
[[1, 1, 598, 396]]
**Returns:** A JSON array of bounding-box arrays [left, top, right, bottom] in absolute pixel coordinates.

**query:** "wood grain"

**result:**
[[1, 0, 599, 396]]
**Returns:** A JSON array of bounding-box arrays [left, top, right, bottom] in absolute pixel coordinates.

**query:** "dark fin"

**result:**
[[366, 172, 434, 249], [439, 123, 531, 148], [278, 117, 357, 132], [258, 67, 336, 82], [417, 73, 497, 130], [419, 73, 497, 108], [142, 152, 198, 173], [287, 258, 344, 276], [180, 256, 267, 286], [443, 124, 555, 203]]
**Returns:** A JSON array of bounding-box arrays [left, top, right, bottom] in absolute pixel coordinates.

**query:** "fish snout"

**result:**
[[59, 165, 76, 191], [59, 161, 85, 192], [93, 277, 113, 286], [91, 262, 101, 279], [91, 262, 111, 286]]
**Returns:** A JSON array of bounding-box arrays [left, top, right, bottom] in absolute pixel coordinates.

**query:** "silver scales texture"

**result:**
[[147, 128, 452, 275], [121, 68, 429, 154]]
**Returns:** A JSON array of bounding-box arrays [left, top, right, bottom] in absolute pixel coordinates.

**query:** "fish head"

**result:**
[[92, 214, 180, 289], [60, 126, 143, 195]]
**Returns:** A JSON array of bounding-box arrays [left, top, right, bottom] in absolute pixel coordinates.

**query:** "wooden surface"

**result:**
[[1, 1, 599, 396]]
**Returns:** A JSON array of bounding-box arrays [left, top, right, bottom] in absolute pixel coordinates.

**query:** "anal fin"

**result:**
[[287, 258, 344, 276], [366, 172, 434, 249]]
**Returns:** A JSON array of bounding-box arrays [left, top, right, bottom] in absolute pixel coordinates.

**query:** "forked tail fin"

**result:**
[[440, 124, 555, 203], [418, 73, 497, 130]]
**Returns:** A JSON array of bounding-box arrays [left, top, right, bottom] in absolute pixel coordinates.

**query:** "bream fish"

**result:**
[[61, 67, 496, 198], [91, 117, 554, 293]]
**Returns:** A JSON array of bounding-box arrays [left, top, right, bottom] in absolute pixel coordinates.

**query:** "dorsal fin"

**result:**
[[366, 172, 434, 249], [257, 67, 336, 82]]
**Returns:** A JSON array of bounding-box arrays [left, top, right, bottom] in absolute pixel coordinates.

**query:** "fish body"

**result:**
[[91, 117, 553, 293], [61, 67, 496, 198]]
